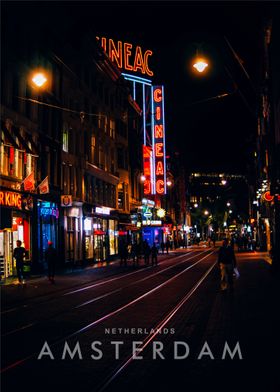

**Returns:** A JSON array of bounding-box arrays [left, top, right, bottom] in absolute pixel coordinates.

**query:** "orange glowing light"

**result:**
[[193, 58, 209, 73], [264, 191, 273, 202], [155, 125, 163, 138], [144, 180, 151, 194], [156, 161, 164, 176], [156, 180, 165, 194], [96, 37, 154, 76], [32, 72, 47, 87], [156, 107, 161, 121], [153, 88, 162, 102], [155, 143, 163, 157]]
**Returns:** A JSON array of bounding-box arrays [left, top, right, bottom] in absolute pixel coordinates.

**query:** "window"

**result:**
[[14, 138, 23, 179], [118, 183, 124, 210], [0, 131, 9, 176], [90, 135, 96, 163], [110, 148, 115, 173], [104, 115, 108, 133], [62, 123, 69, 152], [109, 119, 115, 139], [99, 146, 104, 170]]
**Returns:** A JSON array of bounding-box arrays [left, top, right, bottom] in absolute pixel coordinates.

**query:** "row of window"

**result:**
[[84, 174, 116, 208]]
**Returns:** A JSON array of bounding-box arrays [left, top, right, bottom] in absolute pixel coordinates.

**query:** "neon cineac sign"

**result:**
[[96, 37, 153, 77], [151, 86, 166, 195]]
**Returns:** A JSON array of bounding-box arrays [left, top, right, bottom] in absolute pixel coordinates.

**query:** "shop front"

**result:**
[[37, 200, 59, 263], [83, 204, 118, 263], [63, 203, 83, 265], [0, 189, 31, 278], [142, 220, 163, 247]]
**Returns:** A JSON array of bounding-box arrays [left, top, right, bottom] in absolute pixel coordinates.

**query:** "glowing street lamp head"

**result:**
[[140, 175, 146, 182], [204, 210, 209, 216], [226, 202, 231, 207], [193, 59, 209, 73], [31, 72, 48, 88], [167, 180, 172, 187], [194, 203, 198, 208], [221, 179, 227, 186]]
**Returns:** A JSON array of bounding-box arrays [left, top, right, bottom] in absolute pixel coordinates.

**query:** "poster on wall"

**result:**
[[2, 2, 279, 392]]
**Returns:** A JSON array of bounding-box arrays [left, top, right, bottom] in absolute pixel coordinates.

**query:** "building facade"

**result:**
[[0, 29, 142, 278]]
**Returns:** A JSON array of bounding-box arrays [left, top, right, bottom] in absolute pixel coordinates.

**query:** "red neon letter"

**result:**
[[154, 125, 163, 138], [124, 43, 133, 71], [154, 88, 162, 102], [156, 106, 161, 121], [156, 180, 164, 194], [134, 46, 145, 73], [156, 161, 164, 175], [144, 180, 151, 195], [109, 39, 122, 68], [144, 50, 154, 77], [155, 143, 164, 157]]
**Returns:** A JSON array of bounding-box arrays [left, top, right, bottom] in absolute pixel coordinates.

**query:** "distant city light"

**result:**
[[167, 180, 172, 186], [194, 203, 198, 208], [204, 210, 209, 215], [140, 175, 146, 182], [227, 202, 231, 207], [221, 180, 227, 185], [229, 210, 233, 214]]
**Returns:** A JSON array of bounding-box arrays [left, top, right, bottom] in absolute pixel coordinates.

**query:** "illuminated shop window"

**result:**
[[62, 123, 69, 152]]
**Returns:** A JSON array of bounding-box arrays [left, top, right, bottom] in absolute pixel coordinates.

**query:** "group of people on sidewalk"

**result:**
[[13, 240, 57, 285], [12, 236, 239, 291], [119, 240, 163, 267]]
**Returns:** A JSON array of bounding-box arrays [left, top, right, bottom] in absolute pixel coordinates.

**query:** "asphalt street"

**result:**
[[1, 247, 279, 392]]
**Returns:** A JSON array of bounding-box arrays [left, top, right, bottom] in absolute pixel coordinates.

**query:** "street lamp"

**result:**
[[140, 175, 146, 182], [204, 210, 209, 216], [193, 58, 209, 73], [227, 202, 231, 207], [30, 71, 48, 88], [167, 180, 172, 187]]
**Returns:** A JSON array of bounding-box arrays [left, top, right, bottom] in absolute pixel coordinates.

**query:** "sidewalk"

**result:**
[[0, 249, 184, 287], [0, 251, 183, 308], [0, 259, 120, 286], [184, 250, 280, 391]]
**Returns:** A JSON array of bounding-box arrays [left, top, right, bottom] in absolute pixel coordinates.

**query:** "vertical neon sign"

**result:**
[[143, 145, 153, 195], [151, 86, 166, 195]]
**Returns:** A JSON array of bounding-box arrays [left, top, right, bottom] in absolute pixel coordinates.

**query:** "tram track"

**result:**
[[1, 251, 190, 315], [96, 259, 217, 392], [1, 250, 215, 374], [2, 250, 207, 337]]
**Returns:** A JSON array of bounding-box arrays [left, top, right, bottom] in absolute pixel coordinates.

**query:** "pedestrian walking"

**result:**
[[166, 239, 171, 254], [217, 238, 237, 291], [127, 243, 132, 261], [131, 243, 138, 266], [45, 241, 57, 283], [13, 240, 26, 284], [119, 242, 128, 267], [151, 243, 158, 266], [143, 240, 151, 266], [160, 241, 165, 254]]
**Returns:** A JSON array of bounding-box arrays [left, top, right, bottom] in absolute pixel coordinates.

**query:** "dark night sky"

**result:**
[[3, 1, 280, 174]]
